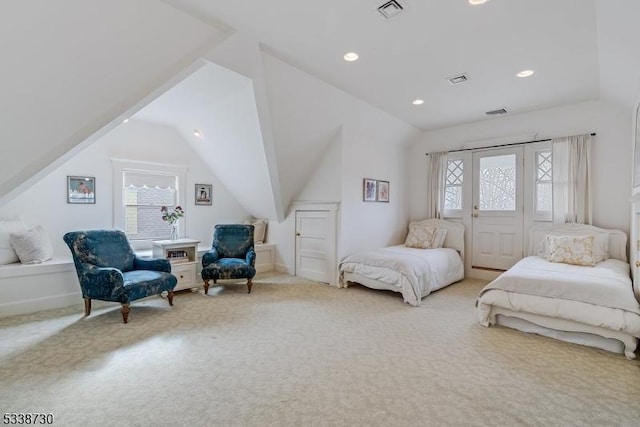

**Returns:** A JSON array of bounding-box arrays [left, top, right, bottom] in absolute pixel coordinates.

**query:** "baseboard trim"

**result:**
[[275, 263, 294, 275]]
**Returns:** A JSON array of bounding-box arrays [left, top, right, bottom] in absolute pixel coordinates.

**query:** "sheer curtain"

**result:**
[[428, 152, 448, 219], [552, 133, 592, 224]]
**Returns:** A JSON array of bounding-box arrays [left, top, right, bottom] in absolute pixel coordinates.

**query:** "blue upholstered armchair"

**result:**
[[202, 224, 256, 294], [63, 230, 177, 323]]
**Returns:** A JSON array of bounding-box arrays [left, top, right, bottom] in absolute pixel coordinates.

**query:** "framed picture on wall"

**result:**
[[67, 176, 95, 204], [634, 102, 640, 188], [363, 178, 377, 202], [377, 180, 389, 202], [195, 184, 212, 206]]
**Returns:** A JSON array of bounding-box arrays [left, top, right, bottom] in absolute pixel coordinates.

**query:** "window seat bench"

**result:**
[[0, 244, 276, 318], [0, 258, 79, 318]]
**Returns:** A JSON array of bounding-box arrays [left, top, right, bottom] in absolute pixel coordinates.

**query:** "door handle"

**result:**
[[473, 213, 479, 218], [296, 232, 301, 236]]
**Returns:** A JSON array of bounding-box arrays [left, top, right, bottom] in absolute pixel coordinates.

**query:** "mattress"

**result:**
[[339, 245, 464, 306], [476, 256, 640, 358]]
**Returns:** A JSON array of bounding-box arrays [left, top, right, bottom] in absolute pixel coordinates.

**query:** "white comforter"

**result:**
[[476, 256, 640, 337], [339, 245, 464, 306]]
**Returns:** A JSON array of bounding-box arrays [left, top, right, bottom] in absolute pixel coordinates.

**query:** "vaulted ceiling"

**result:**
[[164, 0, 612, 131], [2, 0, 639, 221]]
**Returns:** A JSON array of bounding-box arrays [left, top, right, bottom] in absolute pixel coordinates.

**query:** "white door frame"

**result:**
[[292, 201, 339, 286], [447, 141, 550, 280], [471, 147, 524, 271]]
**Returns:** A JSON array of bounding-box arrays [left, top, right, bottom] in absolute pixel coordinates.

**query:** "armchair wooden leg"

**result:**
[[84, 298, 91, 316], [167, 290, 174, 306], [247, 278, 253, 294], [121, 303, 130, 324], [203, 279, 210, 295]]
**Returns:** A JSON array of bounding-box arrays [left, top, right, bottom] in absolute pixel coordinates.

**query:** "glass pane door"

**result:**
[[478, 154, 516, 211]]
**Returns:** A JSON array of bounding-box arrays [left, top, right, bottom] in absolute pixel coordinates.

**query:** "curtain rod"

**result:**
[[425, 132, 596, 156]]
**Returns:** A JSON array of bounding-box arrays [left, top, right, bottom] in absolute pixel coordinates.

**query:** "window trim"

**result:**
[[443, 155, 465, 218], [533, 149, 553, 221], [112, 159, 187, 250]]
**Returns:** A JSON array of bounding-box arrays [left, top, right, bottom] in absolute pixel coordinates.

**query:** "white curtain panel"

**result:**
[[427, 152, 448, 219], [552, 134, 592, 224]]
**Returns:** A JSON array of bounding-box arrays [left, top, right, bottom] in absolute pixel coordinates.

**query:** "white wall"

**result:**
[[595, 0, 640, 109], [197, 44, 418, 273], [204, 33, 286, 221], [408, 99, 632, 234], [271, 120, 416, 272], [1, 120, 249, 259], [339, 117, 417, 258], [295, 130, 343, 202], [162, 64, 279, 220], [261, 53, 352, 213]]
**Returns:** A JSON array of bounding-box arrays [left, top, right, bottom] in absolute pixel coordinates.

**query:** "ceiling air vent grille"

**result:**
[[485, 108, 508, 116], [378, 1, 403, 19], [447, 73, 470, 85]]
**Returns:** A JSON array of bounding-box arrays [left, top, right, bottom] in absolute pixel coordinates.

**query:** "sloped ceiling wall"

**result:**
[[260, 53, 350, 211], [203, 33, 285, 221], [595, 0, 640, 108], [3, 0, 639, 230], [133, 62, 279, 221], [0, 0, 226, 205]]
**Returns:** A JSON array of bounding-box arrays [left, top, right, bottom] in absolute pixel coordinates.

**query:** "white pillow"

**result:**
[[538, 232, 609, 263], [243, 218, 267, 244], [545, 234, 596, 267], [0, 218, 28, 265], [432, 228, 448, 249], [405, 224, 438, 249], [10, 225, 53, 264]]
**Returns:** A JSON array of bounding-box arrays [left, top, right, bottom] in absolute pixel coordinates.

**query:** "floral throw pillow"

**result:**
[[538, 232, 608, 263], [405, 225, 438, 249], [546, 234, 596, 267]]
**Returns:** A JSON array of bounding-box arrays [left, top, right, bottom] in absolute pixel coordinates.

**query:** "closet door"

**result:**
[[295, 210, 332, 283]]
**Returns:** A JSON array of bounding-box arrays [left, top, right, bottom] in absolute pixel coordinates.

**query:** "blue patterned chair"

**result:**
[[63, 229, 177, 323], [202, 224, 256, 294]]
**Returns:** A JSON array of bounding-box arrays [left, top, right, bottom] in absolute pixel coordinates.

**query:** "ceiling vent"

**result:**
[[485, 108, 508, 116], [378, 1, 404, 19], [447, 73, 470, 85]]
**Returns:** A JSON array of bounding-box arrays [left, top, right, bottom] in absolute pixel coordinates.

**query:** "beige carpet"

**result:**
[[1, 273, 639, 427]]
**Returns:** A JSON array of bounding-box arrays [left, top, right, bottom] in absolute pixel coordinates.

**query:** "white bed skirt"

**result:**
[[488, 308, 636, 358], [342, 272, 402, 294]]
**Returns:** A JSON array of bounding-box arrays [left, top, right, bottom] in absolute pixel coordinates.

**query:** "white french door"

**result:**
[[472, 147, 524, 270]]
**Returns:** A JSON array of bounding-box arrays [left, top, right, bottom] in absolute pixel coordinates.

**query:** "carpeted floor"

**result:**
[[1, 273, 639, 427]]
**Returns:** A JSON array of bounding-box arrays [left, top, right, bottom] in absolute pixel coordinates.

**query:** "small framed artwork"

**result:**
[[363, 178, 377, 202], [195, 184, 212, 206], [377, 180, 389, 203], [67, 176, 95, 204]]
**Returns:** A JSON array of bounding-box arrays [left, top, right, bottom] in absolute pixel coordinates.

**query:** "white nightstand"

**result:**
[[152, 238, 201, 292]]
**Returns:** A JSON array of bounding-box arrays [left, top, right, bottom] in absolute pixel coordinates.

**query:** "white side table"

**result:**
[[152, 238, 201, 292]]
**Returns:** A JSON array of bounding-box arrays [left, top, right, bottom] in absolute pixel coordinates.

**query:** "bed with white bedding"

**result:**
[[476, 224, 640, 359], [339, 219, 464, 306]]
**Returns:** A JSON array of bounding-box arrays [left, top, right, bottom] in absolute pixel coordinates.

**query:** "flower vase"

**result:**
[[170, 222, 179, 241]]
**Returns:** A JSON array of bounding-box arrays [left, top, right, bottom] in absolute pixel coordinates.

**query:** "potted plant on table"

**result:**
[[161, 206, 184, 240]]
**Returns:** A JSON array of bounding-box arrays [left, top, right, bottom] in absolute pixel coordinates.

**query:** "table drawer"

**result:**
[[171, 263, 196, 290]]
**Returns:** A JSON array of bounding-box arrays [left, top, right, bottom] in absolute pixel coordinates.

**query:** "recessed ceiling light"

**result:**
[[343, 52, 359, 62], [122, 118, 129, 124], [516, 69, 535, 78], [469, 0, 489, 5], [194, 129, 203, 138], [412, 99, 425, 105]]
